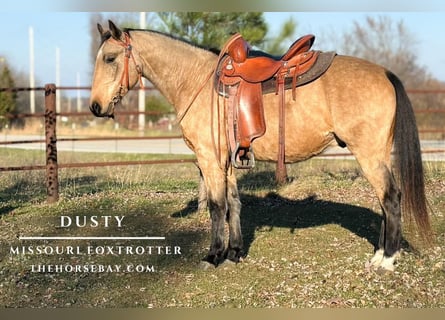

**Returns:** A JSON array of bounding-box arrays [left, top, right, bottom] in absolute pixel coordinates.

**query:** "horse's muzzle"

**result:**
[[89, 102, 114, 119]]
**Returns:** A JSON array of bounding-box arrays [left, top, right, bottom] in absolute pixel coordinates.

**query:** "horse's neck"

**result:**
[[131, 31, 216, 113]]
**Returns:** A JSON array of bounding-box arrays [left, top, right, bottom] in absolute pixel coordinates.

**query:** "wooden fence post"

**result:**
[[45, 84, 59, 203]]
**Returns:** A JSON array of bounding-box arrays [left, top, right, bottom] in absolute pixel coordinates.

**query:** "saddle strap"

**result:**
[[276, 72, 287, 185], [226, 85, 238, 155]]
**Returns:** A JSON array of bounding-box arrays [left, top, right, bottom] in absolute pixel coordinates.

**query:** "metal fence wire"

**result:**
[[0, 84, 444, 203]]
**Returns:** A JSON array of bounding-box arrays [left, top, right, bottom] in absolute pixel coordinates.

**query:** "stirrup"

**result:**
[[231, 143, 255, 169]]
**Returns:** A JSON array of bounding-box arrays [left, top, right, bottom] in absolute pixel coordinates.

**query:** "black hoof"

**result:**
[[226, 248, 245, 263]]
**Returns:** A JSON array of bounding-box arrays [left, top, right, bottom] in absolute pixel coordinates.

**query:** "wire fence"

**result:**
[[1, 84, 444, 202]]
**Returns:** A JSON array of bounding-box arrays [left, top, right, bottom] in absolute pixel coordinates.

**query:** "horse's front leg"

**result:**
[[197, 167, 208, 213], [226, 169, 243, 263], [200, 161, 228, 267]]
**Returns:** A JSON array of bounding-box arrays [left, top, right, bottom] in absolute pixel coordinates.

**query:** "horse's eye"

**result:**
[[104, 55, 116, 64]]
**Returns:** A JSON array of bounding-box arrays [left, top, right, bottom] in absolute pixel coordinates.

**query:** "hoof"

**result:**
[[199, 261, 216, 271], [368, 249, 384, 268], [365, 249, 398, 273], [219, 259, 237, 269], [225, 248, 245, 263], [378, 256, 396, 272]]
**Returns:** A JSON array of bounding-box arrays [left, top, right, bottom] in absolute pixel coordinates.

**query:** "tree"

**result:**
[[263, 17, 298, 55], [89, 12, 299, 75], [89, 13, 140, 70], [338, 16, 430, 88], [151, 12, 298, 55], [152, 12, 268, 49], [88, 12, 299, 129], [336, 15, 445, 136], [0, 63, 17, 127]]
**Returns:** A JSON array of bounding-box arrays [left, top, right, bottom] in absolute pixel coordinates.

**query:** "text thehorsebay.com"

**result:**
[[9, 215, 182, 273]]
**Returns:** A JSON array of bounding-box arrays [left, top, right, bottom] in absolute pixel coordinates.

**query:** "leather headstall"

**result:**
[[109, 32, 144, 101]]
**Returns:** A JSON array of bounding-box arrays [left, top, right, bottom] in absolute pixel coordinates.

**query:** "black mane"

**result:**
[[124, 28, 221, 55]]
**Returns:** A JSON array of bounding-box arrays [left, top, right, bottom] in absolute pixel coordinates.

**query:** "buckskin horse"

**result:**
[[89, 21, 432, 272]]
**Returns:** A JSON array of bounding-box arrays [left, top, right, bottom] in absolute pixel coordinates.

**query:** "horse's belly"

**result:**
[[252, 82, 334, 163], [252, 130, 334, 163]]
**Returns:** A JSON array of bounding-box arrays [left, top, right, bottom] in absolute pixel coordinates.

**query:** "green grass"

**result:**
[[0, 148, 444, 307]]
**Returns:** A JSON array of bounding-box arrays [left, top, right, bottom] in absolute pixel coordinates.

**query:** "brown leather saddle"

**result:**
[[215, 33, 334, 178]]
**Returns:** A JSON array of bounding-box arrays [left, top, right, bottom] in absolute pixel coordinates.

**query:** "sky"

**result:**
[[0, 11, 444, 99]]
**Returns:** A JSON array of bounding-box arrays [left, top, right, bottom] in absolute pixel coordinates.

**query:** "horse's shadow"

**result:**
[[0, 178, 45, 216], [172, 170, 411, 256], [0, 175, 100, 216]]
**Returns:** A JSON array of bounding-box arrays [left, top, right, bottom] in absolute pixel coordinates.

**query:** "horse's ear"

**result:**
[[97, 23, 105, 36], [108, 20, 122, 40]]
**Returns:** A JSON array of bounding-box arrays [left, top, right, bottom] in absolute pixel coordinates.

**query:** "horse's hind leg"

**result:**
[[369, 165, 402, 271], [353, 153, 402, 272]]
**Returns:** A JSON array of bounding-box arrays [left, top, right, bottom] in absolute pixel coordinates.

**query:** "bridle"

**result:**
[[108, 32, 144, 112], [106, 30, 211, 124]]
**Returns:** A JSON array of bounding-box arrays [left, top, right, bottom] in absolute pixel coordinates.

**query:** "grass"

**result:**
[[0, 148, 444, 308], [4, 118, 183, 138]]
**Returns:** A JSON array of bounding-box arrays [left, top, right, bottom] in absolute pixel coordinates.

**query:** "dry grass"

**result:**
[[0, 149, 444, 308], [4, 118, 182, 137]]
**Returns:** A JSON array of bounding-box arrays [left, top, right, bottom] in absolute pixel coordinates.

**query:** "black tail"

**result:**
[[387, 71, 432, 243]]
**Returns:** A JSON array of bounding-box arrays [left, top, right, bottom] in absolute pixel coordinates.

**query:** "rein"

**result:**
[[177, 35, 242, 124], [107, 31, 230, 170], [177, 36, 245, 170], [174, 64, 225, 170], [175, 68, 214, 124]]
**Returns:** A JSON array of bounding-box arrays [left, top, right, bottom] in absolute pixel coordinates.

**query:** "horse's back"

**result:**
[[323, 55, 395, 108]]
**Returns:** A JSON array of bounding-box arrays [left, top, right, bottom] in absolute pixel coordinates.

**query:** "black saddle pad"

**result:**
[[261, 51, 336, 94]]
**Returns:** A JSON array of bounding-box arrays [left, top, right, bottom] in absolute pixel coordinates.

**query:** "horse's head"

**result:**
[[89, 20, 143, 118]]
